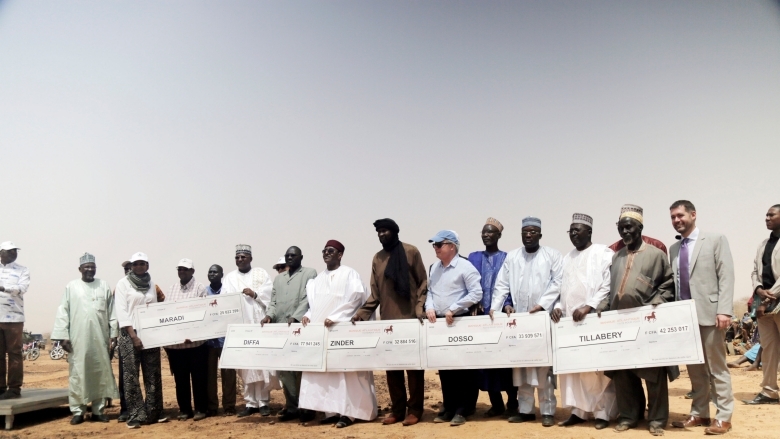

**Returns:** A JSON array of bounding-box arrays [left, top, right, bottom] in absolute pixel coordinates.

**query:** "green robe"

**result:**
[[51, 279, 119, 405]]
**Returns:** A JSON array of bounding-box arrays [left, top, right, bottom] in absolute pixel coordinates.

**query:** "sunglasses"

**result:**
[[131, 261, 147, 266], [322, 248, 338, 255], [432, 242, 448, 249], [176, 267, 191, 271]]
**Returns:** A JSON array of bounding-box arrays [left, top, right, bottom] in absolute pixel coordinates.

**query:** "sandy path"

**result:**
[[1, 353, 778, 439]]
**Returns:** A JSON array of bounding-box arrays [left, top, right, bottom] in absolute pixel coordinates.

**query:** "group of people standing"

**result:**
[[2, 201, 779, 435]]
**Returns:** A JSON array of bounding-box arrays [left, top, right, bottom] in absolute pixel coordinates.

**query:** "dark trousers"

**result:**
[[0, 322, 24, 393], [488, 388, 519, 412], [119, 330, 163, 423], [206, 346, 236, 412], [387, 369, 425, 418], [165, 344, 209, 415], [118, 349, 127, 414], [613, 368, 669, 428], [439, 369, 479, 416], [278, 370, 302, 411]]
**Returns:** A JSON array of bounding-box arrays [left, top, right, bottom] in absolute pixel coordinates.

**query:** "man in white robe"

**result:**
[[51, 253, 119, 424], [551, 214, 616, 429], [299, 240, 377, 428], [491, 216, 562, 427], [223, 244, 280, 417]]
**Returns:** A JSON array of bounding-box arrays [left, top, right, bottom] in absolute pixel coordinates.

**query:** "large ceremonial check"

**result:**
[[422, 313, 553, 370], [326, 320, 423, 371], [552, 301, 705, 374], [133, 293, 246, 349], [220, 323, 327, 372]]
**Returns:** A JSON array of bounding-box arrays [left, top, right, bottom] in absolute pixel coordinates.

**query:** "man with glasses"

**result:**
[[298, 240, 377, 428], [164, 259, 208, 421], [223, 244, 279, 417], [490, 217, 562, 427], [551, 214, 616, 430], [261, 246, 317, 422], [426, 230, 482, 426]]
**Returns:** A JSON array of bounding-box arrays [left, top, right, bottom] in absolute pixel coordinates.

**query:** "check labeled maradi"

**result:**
[[219, 301, 704, 372]]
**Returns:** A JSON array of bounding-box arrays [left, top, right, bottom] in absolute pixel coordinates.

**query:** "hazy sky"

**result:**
[[1, 1, 778, 333]]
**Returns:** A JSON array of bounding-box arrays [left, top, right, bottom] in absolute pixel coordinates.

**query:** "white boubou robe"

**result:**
[[491, 246, 562, 389], [223, 267, 280, 392], [555, 244, 617, 420], [298, 266, 378, 421]]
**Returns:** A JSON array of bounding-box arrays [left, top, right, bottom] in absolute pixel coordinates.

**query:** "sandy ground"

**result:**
[[2, 352, 778, 439]]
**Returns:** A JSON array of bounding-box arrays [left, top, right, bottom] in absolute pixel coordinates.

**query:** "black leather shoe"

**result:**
[[237, 407, 259, 418], [90, 414, 110, 423], [279, 410, 300, 422], [559, 414, 586, 426], [336, 416, 354, 428], [594, 419, 610, 430], [542, 415, 555, 427], [743, 394, 780, 405], [508, 413, 536, 423], [70, 415, 85, 425], [320, 414, 340, 424], [299, 410, 316, 423], [258, 406, 271, 416]]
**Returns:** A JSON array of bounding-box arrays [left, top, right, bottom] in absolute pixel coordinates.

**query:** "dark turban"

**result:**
[[373, 218, 400, 234], [373, 218, 410, 300], [325, 240, 345, 253]]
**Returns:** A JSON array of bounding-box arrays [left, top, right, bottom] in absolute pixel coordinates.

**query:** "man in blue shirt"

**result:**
[[426, 230, 482, 427]]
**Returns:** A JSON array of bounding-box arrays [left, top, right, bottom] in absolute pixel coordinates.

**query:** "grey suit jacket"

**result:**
[[670, 231, 734, 326]]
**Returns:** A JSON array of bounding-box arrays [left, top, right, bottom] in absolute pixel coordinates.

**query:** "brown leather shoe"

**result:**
[[402, 413, 420, 426], [704, 420, 732, 435], [672, 416, 711, 428], [382, 414, 401, 425]]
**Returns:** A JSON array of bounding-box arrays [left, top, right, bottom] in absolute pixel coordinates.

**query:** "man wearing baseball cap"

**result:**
[[0, 241, 29, 399], [165, 259, 208, 421], [425, 230, 483, 426]]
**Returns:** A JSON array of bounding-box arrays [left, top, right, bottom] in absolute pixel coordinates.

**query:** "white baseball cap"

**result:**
[[273, 256, 286, 268], [129, 252, 148, 263], [177, 258, 194, 269], [0, 242, 19, 251]]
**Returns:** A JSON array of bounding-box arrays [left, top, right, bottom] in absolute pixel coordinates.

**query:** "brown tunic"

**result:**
[[354, 242, 428, 321]]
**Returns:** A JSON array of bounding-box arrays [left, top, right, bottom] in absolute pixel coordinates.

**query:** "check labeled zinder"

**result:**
[[326, 320, 423, 371]]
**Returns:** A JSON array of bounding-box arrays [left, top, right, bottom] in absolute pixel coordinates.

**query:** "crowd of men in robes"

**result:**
[[33, 201, 780, 435]]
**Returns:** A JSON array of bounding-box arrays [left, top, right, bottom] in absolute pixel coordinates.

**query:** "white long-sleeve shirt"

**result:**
[[491, 246, 562, 313], [114, 277, 158, 328], [0, 261, 30, 322]]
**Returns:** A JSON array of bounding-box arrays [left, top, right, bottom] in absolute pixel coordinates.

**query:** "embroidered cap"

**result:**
[[79, 252, 95, 266]]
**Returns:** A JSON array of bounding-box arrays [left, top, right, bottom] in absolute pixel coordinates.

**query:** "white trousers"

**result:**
[[71, 398, 106, 416], [243, 381, 272, 408], [517, 367, 557, 416]]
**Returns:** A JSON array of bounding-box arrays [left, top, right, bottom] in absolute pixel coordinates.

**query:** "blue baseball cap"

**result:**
[[428, 230, 460, 245]]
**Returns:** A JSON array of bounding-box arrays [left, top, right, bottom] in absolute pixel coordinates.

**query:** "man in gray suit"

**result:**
[[260, 246, 317, 422], [668, 200, 735, 435]]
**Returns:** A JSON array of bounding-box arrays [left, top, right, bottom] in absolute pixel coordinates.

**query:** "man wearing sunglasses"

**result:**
[[489, 216, 562, 427], [426, 230, 482, 426]]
